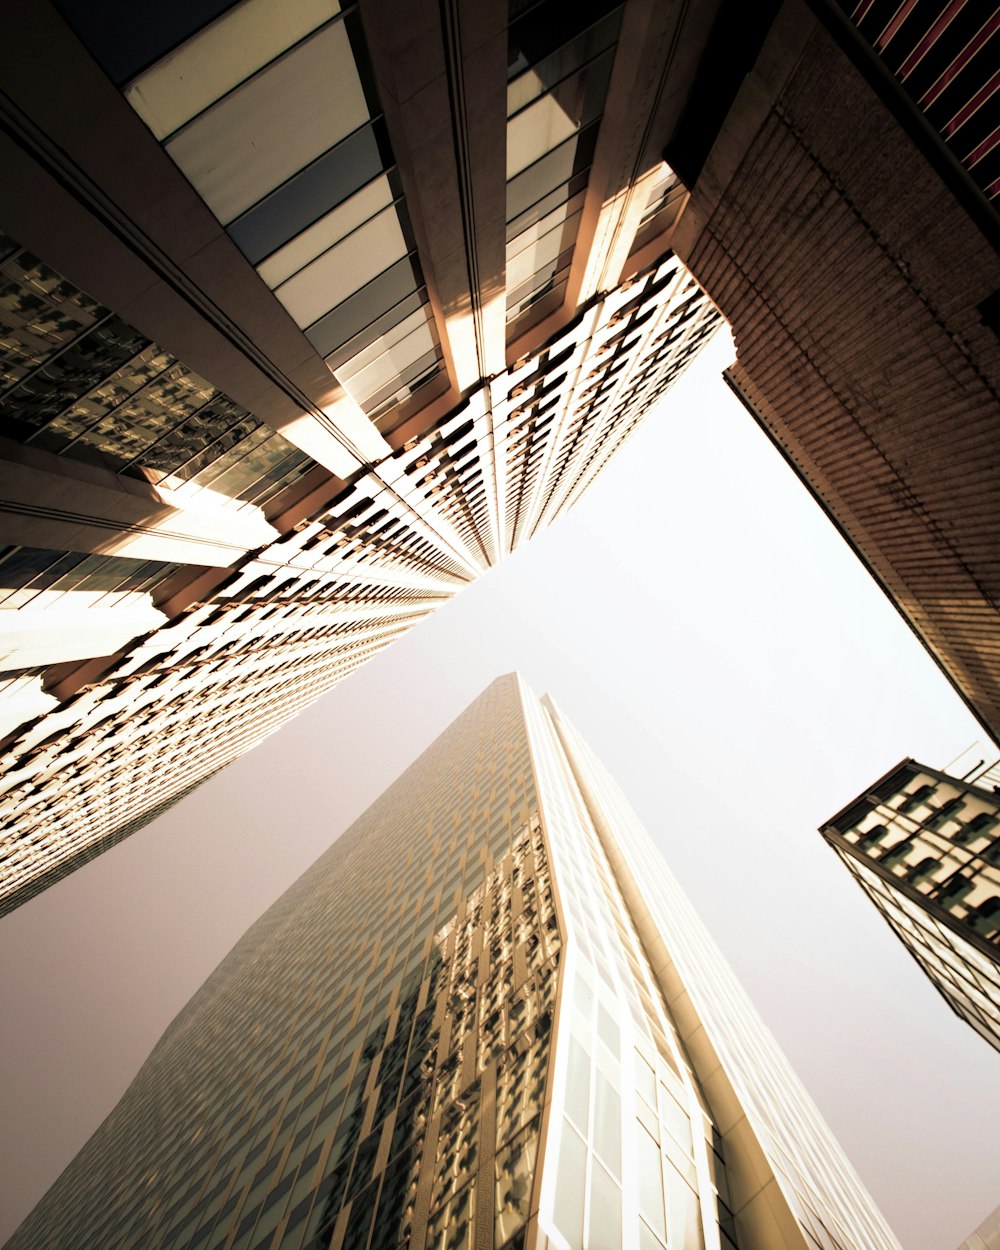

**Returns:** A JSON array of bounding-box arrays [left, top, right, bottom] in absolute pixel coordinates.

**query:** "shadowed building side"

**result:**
[[669, 0, 1000, 740]]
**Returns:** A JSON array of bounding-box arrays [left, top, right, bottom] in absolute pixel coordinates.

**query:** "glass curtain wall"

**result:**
[[82, 0, 447, 431], [521, 687, 739, 1250], [0, 547, 179, 615], [0, 229, 313, 512], [505, 0, 623, 332]]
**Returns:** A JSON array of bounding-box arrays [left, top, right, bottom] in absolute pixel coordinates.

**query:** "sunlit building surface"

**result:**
[[954, 1201, 1000, 1250], [5, 676, 901, 1250], [0, 0, 723, 913], [822, 759, 1000, 1053]]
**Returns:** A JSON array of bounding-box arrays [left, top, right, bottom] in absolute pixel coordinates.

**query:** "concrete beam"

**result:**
[[0, 599, 166, 674], [0, 438, 278, 566], [362, 0, 508, 388]]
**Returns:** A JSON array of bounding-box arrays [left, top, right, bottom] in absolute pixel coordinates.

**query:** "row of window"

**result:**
[[0, 232, 313, 511], [504, 1, 623, 329]]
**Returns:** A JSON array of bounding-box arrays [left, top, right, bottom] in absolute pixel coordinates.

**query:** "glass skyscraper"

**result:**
[[6, 676, 900, 1250]]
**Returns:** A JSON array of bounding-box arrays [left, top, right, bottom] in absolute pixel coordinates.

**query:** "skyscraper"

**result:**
[[6, 675, 901, 1250], [0, 0, 722, 912], [668, 0, 1000, 739], [954, 1201, 1000, 1250], [4, 0, 995, 915], [822, 757, 1000, 1053]]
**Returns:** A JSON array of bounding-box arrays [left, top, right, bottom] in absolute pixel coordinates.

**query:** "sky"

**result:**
[[1, 330, 998, 1250]]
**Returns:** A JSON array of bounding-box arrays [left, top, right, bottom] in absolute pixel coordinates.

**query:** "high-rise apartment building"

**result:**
[[0, 1, 722, 912], [822, 758, 1000, 1053], [5, 675, 901, 1250]]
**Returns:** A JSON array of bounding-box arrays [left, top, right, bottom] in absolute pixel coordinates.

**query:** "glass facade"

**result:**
[[544, 700, 903, 1250], [505, 1, 623, 333], [631, 164, 688, 256], [520, 686, 740, 1250], [7, 677, 900, 1250], [822, 759, 1000, 1053], [55, 1, 445, 428], [0, 228, 314, 511], [0, 546, 179, 614]]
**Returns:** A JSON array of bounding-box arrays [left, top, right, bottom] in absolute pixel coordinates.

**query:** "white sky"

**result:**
[[1, 330, 997, 1249]]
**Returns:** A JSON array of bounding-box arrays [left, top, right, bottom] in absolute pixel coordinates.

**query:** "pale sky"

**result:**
[[1, 331, 997, 1250]]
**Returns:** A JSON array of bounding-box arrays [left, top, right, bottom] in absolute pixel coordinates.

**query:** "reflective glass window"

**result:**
[[274, 203, 409, 329], [0, 232, 311, 510], [228, 120, 391, 265], [125, 0, 343, 140], [637, 1123, 665, 1239], [552, 1119, 586, 1250], [587, 1157, 621, 1249], [505, 3, 622, 329], [165, 20, 368, 224]]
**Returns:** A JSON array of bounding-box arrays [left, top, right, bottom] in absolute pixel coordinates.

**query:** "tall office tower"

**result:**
[[664, 0, 1000, 741], [0, 1, 723, 913], [822, 758, 1000, 1053], [6, 676, 901, 1250]]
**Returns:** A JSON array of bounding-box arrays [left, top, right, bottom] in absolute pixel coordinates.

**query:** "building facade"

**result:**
[[668, 0, 1000, 740], [955, 1201, 1000, 1250], [6, 0, 996, 917], [822, 758, 1000, 1053], [6, 675, 901, 1250], [0, 0, 723, 913]]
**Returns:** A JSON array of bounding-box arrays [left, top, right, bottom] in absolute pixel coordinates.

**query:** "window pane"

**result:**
[[660, 1084, 692, 1156], [507, 177, 586, 242], [258, 175, 395, 288], [506, 122, 599, 223], [336, 307, 436, 407], [229, 121, 389, 264], [507, 50, 614, 179], [324, 289, 425, 373], [125, 0, 342, 140], [508, 190, 585, 265], [552, 1119, 586, 1250], [639, 1221, 664, 1250], [635, 1054, 656, 1107], [596, 1003, 620, 1057], [507, 10, 620, 115], [53, 0, 237, 84], [274, 204, 408, 328], [493, 1119, 539, 1249], [587, 1158, 621, 1250], [305, 255, 420, 356], [637, 1124, 665, 1239], [592, 1071, 621, 1177], [665, 1168, 703, 1250], [507, 0, 621, 84], [364, 346, 441, 420], [565, 1036, 591, 1131], [165, 21, 369, 223]]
